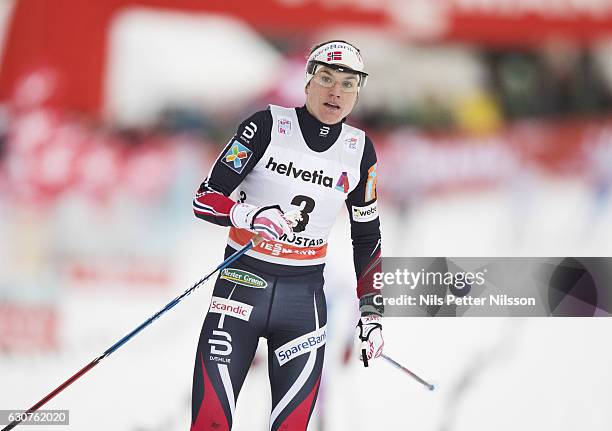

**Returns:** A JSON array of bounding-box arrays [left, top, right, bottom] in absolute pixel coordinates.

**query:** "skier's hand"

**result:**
[[357, 315, 384, 366], [231, 203, 300, 242]]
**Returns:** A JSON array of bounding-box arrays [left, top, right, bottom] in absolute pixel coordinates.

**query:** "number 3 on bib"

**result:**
[[290, 195, 315, 233]]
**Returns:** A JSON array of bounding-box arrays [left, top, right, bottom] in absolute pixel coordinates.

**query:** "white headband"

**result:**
[[305, 41, 368, 88]]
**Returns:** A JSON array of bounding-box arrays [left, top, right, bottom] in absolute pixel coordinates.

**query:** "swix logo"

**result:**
[[208, 330, 232, 356], [209, 297, 253, 321], [265, 157, 333, 188], [275, 326, 327, 366], [319, 126, 330, 137], [327, 51, 342, 61]]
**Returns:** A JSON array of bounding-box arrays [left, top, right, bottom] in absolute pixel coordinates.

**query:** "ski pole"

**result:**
[[381, 353, 436, 391], [2, 236, 263, 431]]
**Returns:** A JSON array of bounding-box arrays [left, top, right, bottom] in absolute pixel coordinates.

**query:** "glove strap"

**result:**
[[357, 318, 383, 368], [357, 317, 383, 342], [249, 205, 282, 230]]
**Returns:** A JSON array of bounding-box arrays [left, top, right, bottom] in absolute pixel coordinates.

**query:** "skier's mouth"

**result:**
[[324, 102, 341, 111]]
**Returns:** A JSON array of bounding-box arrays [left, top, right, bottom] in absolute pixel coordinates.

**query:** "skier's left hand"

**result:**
[[357, 315, 384, 366]]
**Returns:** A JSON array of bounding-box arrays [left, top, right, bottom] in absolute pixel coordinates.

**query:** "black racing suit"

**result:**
[[191, 106, 382, 431]]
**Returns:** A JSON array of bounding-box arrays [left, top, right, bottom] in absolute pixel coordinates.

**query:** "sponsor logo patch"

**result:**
[[220, 268, 268, 289], [265, 157, 334, 189], [335, 171, 350, 193], [344, 136, 358, 152], [208, 329, 232, 356], [240, 121, 257, 142], [352, 201, 378, 222], [278, 234, 324, 247], [209, 297, 253, 321], [278, 117, 293, 136], [365, 163, 377, 202], [275, 326, 327, 366], [222, 141, 253, 174]]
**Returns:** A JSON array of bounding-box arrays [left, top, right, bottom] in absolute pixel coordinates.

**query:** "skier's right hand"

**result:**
[[230, 203, 296, 242]]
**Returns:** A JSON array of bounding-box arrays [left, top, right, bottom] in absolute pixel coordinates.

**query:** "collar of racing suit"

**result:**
[[295, 105, 345, 153]]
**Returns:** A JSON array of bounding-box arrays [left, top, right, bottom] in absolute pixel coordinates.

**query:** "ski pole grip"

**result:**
[[251, 234, 264, 247], [361, 342, 369, 367]]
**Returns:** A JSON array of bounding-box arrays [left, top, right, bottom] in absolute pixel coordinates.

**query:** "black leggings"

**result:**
[[191, 250, 327, 430]]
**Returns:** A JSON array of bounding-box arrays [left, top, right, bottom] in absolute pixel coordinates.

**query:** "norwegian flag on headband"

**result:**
[[327, 51, 342, 61]]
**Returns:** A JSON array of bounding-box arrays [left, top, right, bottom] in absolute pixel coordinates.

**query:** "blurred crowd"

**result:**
[[2, 37, 612, 156], [153, 39, 612, 136], [2, 35, 611, 208]]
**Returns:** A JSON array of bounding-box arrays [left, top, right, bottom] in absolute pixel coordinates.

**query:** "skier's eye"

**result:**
[[319, 75, 333, 85]]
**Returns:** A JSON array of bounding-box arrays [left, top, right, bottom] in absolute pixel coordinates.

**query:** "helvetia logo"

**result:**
[[220, 268, 267, 289], [274, 326, 327, 366], [265, 157, 334, 188], [335, 172, 349, 193]]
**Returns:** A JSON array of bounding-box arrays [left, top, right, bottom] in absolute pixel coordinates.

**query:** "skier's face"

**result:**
[[305, 67, 359, 125]]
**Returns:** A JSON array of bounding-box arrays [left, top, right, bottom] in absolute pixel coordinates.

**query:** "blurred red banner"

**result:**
[[2, 0, 612, 115], [377, 118, 612, 196], [0, 304, 58, 351]]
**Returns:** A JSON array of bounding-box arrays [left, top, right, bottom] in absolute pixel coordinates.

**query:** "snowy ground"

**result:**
[[1, 176, 612, 431]]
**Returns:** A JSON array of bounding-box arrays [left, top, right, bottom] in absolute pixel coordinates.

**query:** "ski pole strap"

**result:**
[[249, 205, 282, 230], [357, 318, 381, 368]]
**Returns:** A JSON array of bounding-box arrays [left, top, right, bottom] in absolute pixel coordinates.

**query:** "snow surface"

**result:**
[[2, 177, 612, 431]]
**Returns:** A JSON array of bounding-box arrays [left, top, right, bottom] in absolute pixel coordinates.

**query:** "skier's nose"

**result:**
[[328, 80, 343, 97]]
